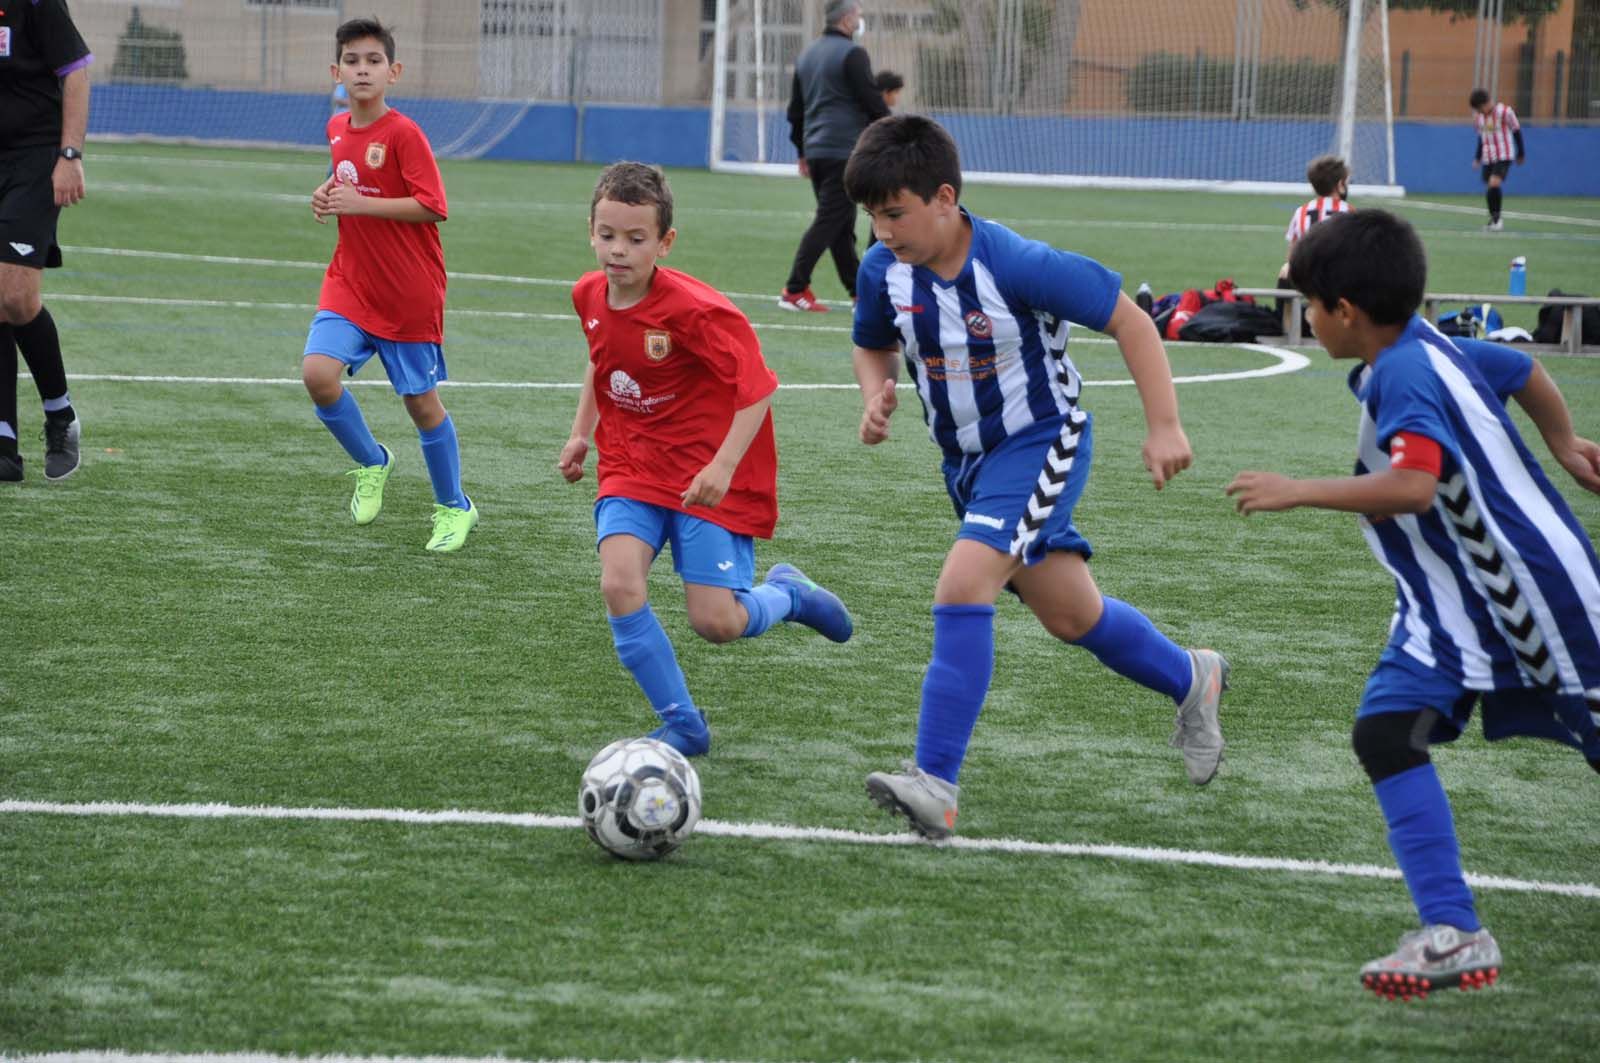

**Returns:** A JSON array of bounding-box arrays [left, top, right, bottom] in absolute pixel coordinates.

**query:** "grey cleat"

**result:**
[[43, 412, 80, 481], [1360, 924, 1502, 1001], [1170, 648, 1228, 785], [866, 760, 959, 839]]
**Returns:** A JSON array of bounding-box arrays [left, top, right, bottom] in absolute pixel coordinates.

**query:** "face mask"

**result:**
[[853, 17, 866, 39]]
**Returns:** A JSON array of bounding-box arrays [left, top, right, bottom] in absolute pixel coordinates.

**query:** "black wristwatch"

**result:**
[[58, 146, 83, 161]]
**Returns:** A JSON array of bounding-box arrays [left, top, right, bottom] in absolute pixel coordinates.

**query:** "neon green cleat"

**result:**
[[426, 498, 479, 553], [347, 445, 395, 526]]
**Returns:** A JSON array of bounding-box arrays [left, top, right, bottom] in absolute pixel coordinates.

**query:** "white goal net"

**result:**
[[711, 0, 1401, 195], [73, 0, 675, 159]]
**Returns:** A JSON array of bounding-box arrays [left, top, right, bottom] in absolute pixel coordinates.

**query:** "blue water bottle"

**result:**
[[1508, 256, 1527, 296]]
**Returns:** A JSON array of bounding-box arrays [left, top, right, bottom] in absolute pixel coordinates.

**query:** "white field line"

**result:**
[[7, 1055, 751, 1063], [4, 1057, 742, 1063], [45, 282, 1313, 386], [3, 798, 1596, 899], [83, 181, 1600, 239], [1397, 198, 1600, 229], [36, 342, 1309, 391]]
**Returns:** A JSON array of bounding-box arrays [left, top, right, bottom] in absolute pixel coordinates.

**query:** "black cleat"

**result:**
[[43, 411, 80, 481]]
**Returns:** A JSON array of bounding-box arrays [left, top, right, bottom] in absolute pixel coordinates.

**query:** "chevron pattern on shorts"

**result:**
[[1009, 410, 1087, 560], [1438, 471, 1557, 687]]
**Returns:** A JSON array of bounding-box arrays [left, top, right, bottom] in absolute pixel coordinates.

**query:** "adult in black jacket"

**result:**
[[0, 0, 91, 482], [778, 0, 888, 313]]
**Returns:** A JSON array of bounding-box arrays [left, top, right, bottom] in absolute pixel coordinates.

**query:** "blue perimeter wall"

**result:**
[[91, 85, 1600, 196]]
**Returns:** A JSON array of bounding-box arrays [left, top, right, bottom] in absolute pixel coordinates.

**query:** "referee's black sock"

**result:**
[[1, 324, 18, 456], [1486, 186, 1503, 222], [14, 305, 72, 417]]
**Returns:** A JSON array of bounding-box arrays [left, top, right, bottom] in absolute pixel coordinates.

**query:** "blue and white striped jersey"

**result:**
[[1352, 318, 1600, 696], [852, 209, 1121, 458]]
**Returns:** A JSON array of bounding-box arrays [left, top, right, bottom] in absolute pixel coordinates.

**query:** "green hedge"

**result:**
[[111, 6, 189, 83], [1127, 52, 1337, 116]]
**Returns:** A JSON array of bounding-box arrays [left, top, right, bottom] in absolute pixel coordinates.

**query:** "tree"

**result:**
[[1292, 0, 1561, 24], [921, 0, 1082, 112], [110, 6, 189, 83]]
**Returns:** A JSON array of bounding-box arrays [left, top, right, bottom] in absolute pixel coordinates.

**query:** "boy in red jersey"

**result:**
[[558, 162, 853, 755], [302, 18, 476, 553]]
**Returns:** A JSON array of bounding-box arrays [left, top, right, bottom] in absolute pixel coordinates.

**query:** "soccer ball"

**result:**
[[578, 736, 702, 860]]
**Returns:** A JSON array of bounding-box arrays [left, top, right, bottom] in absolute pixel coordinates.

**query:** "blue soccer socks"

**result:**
[[1071, 596, 1193, 703], [735, 582, 794, 638], [609, 604, 707, 755], [1374, 763, 1480, 932], [914, 604, 997, 785], [314, 389, 386, 467], [418, 414, 468, 510]]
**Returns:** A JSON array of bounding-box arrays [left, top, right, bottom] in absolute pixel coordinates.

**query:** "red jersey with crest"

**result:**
[[573, 267, 780, 538], [319, 108, 448, 343]]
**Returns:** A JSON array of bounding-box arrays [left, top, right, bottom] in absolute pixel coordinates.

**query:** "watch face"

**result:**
[[60, 148, 81, 159]]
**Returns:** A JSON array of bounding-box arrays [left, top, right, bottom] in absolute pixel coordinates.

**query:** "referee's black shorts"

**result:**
[[0, 145, 65, 269], [1479, 159, 1513, 184]]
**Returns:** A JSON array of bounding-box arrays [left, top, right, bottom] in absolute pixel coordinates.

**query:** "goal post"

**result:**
[[709, 0, 1403, 197]]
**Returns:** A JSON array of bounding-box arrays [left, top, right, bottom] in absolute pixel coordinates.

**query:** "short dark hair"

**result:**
[[874, 69, 905, 93], [844, 114, 961, 208], [1305, 154, 1349, 196], [1287, 209, 1425, 326], [336, 18, 395, 62], [590, 161, 673, 236], [1469, 87, 1491, 109]]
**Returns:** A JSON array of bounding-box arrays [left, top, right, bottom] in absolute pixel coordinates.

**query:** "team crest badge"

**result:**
[[644, 330, 672, 361], [964, 309, 993, 339], [365, 142, 388, 169]]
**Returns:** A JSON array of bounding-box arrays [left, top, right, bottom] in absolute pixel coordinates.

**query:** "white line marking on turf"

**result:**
[[9, 1055, 731, 1063], [3, 798, 1595, 899], [84, 178, 1600, 242], [1398, 198, 1600, 229], [44, 345, 1308, 392]]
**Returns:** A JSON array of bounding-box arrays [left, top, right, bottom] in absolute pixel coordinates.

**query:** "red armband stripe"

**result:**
[[1389, 431, 1444, 477]]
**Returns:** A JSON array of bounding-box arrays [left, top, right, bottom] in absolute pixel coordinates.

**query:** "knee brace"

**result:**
[[1351, 710, 1436, 784]]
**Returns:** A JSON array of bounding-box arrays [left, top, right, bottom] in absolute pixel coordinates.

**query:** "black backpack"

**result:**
[[1176, 300, 1285, 342], [1532, 290, 1600, 345]]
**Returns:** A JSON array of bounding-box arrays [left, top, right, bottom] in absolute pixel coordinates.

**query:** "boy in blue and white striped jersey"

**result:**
[[1228, 208, 1600, 1001], [845, 115, 1229, 841]]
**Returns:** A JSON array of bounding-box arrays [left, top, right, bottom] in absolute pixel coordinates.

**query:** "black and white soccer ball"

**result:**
[[578, 736, 702, 861]]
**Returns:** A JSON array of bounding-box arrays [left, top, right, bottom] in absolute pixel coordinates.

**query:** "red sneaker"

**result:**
[[778, 287, 829, 312]]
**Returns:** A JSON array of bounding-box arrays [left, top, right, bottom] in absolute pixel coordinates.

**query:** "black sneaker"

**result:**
[[43, 411, 80, 481], [0, 448, 21, 482]]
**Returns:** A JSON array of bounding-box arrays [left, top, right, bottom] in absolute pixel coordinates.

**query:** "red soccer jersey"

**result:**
[[573, 267, 781, 539], [318, 109, 449, 342]]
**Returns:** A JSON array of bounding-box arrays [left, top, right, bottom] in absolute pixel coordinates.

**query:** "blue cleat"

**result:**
[[649, 704, 711, 757], [766, 563, 853, 643]]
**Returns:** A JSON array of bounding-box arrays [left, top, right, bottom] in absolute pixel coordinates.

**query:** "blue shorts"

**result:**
[[942, 414, 1094, 565], [303, 310, 446, 397], [1359, 649, 1599, 753], [595, 496, 756, 590]]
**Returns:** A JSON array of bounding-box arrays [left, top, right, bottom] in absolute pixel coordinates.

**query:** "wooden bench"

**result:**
[[1231, 288, 1600, 356]]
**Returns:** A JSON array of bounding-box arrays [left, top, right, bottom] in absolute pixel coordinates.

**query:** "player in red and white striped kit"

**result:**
[[1470, 88, 1524, 232], [1277, 154, 1352, 332]]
